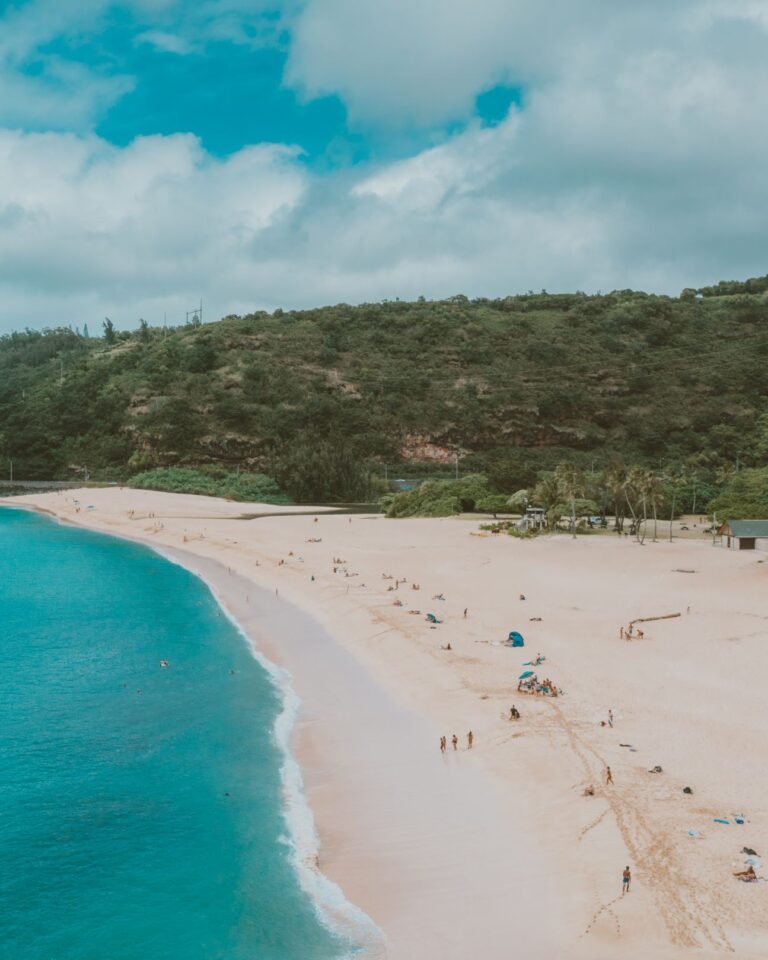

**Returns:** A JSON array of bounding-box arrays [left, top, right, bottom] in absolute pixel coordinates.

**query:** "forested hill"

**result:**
[[2, 277, 768, 498]]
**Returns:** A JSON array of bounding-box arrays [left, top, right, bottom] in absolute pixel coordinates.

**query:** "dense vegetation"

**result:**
[[2, 275, 768, 506], [129, 468, 290, 504], [382, 475, 509, 517], [707, 467, 768, 520]]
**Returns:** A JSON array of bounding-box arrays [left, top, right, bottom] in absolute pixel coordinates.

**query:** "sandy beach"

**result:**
[[5, 488, 768, 959]]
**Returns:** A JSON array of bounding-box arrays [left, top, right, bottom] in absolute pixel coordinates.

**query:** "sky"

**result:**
[[1, 0, 768, 332]]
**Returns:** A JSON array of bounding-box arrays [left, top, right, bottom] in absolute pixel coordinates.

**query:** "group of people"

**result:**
[[517, 674, 561, 697], [439, 731, 473, 753]]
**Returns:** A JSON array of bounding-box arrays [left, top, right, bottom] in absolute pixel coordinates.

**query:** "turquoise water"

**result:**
[[0, 508, 351, 960]]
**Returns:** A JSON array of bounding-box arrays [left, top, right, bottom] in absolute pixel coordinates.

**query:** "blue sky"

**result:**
[[0, 0, 766, 332], [14, 1, 520, 164]]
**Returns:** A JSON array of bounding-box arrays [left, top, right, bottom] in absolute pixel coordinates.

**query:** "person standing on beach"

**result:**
[[463, 608, 468, 618], [622, 866, 631, 894], [452, 734, 458, 751], [467, 731, 473, 749], [440, 736, 446, 754], [606, 766, 614, 785], [608, 709, 614, 728]]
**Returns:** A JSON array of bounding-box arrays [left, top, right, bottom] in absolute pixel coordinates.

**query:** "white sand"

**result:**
[[4, 487, 768, 959]]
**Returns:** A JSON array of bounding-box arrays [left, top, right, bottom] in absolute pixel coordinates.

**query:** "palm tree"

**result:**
[[647, 471, 665, 542], [664, 467, 687, 542], [624, 466, 649, 543], [532, 473, 561, 529], [602, 458, 629, 532], [555, 462, 586, 539]]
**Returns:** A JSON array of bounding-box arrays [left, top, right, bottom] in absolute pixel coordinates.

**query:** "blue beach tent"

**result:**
[[508, 631, 525, 647]]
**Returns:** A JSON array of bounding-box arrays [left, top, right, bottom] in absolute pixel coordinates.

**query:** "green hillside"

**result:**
[[1, 277, 768, 501]]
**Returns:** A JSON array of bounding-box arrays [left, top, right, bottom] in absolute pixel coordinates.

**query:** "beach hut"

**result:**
[[508, 631, 525, 647], [717, 520, 768, 551]]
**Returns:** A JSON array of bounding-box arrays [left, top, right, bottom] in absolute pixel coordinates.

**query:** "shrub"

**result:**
[[384, 474, 494, 517], [128, 467, 290, 504]]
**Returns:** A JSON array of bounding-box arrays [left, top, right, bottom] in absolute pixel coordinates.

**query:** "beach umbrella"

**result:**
[[519, 670, 534, 679]]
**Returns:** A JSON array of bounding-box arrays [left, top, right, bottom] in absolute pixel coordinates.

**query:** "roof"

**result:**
[[722, 519, 768, 538]]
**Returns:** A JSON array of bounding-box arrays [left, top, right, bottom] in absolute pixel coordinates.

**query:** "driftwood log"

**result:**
[[629, 613, 681, 627], [624, 612, 681, 637]]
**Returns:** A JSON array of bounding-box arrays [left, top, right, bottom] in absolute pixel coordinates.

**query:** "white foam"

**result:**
[[172, 558, 388, 959]]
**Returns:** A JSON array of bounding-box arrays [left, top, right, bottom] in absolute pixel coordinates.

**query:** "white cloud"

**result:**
[[0, 130, 306, 329], [2, 0, 768, 332]]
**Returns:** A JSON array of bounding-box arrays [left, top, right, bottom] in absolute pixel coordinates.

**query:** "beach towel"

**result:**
[[714, 818, 730, 825]]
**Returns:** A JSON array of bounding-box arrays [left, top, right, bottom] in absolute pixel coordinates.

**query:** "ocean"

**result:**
[[0, 507, 358, 960]]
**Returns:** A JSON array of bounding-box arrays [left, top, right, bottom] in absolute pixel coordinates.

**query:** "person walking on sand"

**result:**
[[467, 731, 474, 749], [606, 766, 614, 785], [463, 608, 468, 619], [440, 736, 446, 754], [452, 734, 458, 751], [608, 709, 614, 728], [622, 866, 631, 894]]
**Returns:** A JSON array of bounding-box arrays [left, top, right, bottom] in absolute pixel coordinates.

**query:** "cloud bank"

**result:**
[[1, 0, 768, 331]]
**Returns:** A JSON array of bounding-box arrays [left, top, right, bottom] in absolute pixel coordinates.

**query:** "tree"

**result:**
[[102, 317, 117, 344], [647, 470, 665, 541], [506, 489, 529, 512], [623, 466, 664, 543], [274, 436, 371, 503], [664, 466, 687, 541], [555, 462, 586, 538], [754, 414, 768, 464], [707, 467, 768, 519], [623, 466, 647, 543], [138, 319, 150, 344], [187, 337, 217, 373], [601, 459, 629, 532], [532, 473, 561, 528]]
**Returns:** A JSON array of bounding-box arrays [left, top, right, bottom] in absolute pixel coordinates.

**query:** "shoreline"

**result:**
[[4, 488, 768, 958], [0, 501, 386, 957], [1, 500, 559, 958], [160, 544, 389, 959]]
